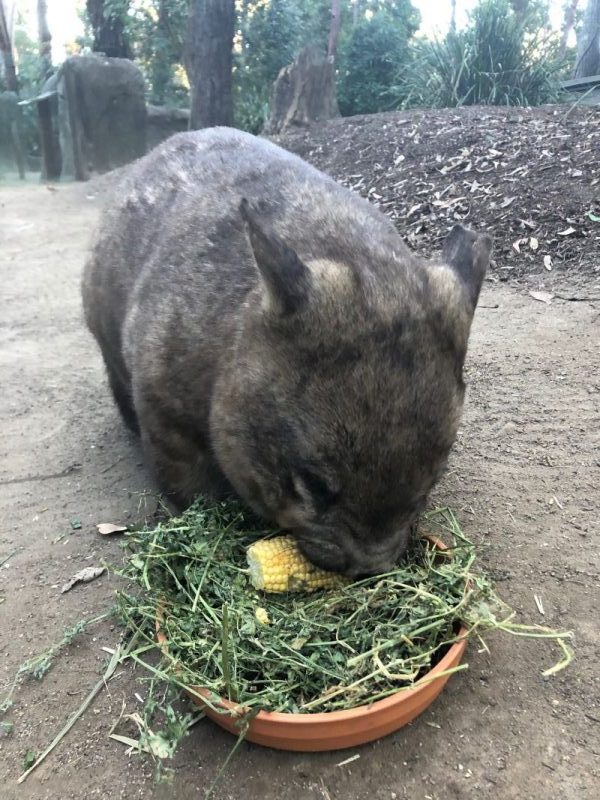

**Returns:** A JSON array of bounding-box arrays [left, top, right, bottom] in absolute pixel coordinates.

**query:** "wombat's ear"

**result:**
[[442, 224, 492, 308], [240, 198, 311, 315]]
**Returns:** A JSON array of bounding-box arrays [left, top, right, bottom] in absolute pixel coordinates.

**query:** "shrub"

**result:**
[[337, 8, 418, 116], [397, 0, 563, 109]]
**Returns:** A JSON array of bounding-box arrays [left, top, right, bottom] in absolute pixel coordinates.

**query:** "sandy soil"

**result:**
[[0, 155, 599, 800]]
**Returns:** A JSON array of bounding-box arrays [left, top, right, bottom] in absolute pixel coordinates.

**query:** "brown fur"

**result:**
[[82, 128, 491, 576]]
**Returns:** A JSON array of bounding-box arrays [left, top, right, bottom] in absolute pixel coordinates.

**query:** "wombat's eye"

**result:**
[[291, 467, 340, 514]]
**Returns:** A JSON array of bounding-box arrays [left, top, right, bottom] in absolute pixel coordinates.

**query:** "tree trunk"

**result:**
[[37, 98, 61, 180], [328, 0, 342, 59], [37, 0, 52, 81], [352, 0, 364, 26], [185, 0, 235, 129], [450, 0, 457, 33], [85, 0, 131, 59], [264, 45, 340, 135], [559, 0, 579, 60], [0, 0, 18, 92], [37, 0, 54, 179], [150, 0, 171, 104], [62, 59, 89, 181], [575, 0, 600, 78]]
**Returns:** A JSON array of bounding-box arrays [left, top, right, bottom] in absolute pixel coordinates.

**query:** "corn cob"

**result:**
[[247, 535, 347, 593]]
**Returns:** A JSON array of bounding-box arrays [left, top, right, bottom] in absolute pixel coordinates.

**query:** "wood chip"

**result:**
[[543, 255, 553, 271]]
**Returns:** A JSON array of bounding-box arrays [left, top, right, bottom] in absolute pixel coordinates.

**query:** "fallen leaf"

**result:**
[[543, 255, 553, 271], [557, 227, 576, 236], [529, 237, 539, 251], [499, 196, 516, 208], [61, 566, 106, 593], [512, 239, 521, 253], [529, 290, 554, 304], [586, 211, 600, 223], [96, 523, 128, 536], [517, 218, 536, 230]]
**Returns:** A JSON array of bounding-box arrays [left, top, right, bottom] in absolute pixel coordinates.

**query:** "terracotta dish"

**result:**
[[156, 535, 468, 751]]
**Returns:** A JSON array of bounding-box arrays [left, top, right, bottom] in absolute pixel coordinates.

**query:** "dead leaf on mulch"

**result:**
[[61, 566, 106, 593], [543, 255, 553, 271], [96, 523, 128, 536], [529, 291, 554, 304]]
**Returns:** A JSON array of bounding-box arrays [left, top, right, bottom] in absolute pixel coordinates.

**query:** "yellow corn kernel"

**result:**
[[247, 535, 347, 593], [255, 607, 270, 625]]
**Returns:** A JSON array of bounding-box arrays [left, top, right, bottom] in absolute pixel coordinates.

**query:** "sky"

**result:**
[[14, 0, 572, 64], [415, 0, 565, 36]]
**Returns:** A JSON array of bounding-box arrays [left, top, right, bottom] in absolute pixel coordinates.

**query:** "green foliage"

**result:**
[[104, 0, 132, 19], [397, 0, 563, 109], [234, 0, 331, 133], [337, 1, 420, 116], [126, 0, 189, 106]]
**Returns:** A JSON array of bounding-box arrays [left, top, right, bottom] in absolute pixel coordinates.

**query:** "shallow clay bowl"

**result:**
[[156, 535, 468, 752]]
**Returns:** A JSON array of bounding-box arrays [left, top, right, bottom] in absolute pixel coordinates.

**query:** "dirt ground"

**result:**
[[1, 117, 599, 800]]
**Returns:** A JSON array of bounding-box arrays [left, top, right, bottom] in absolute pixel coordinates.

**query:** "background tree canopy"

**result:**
[[0, 0, 587, 148]]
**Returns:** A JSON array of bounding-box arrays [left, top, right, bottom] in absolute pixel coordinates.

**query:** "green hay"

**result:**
[[116, 499, 572, 716]]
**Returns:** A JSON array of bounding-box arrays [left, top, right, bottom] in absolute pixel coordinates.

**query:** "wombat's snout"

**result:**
[[297, 526, 412, 578]]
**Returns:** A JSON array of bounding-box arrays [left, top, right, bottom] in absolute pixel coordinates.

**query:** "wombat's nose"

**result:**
[[350, 555, 396, 578], [349, 536, 410, 578]]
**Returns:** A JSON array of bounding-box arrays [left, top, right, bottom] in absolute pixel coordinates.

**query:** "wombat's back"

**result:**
[[84, 127, 406, 330], [82, 127, 412, 407]]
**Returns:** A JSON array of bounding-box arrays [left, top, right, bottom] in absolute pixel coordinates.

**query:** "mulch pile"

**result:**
[[277, 105, 600, 280]]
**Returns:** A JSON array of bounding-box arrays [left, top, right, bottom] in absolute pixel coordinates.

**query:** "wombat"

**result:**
[[82, 127, 491, 576]]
